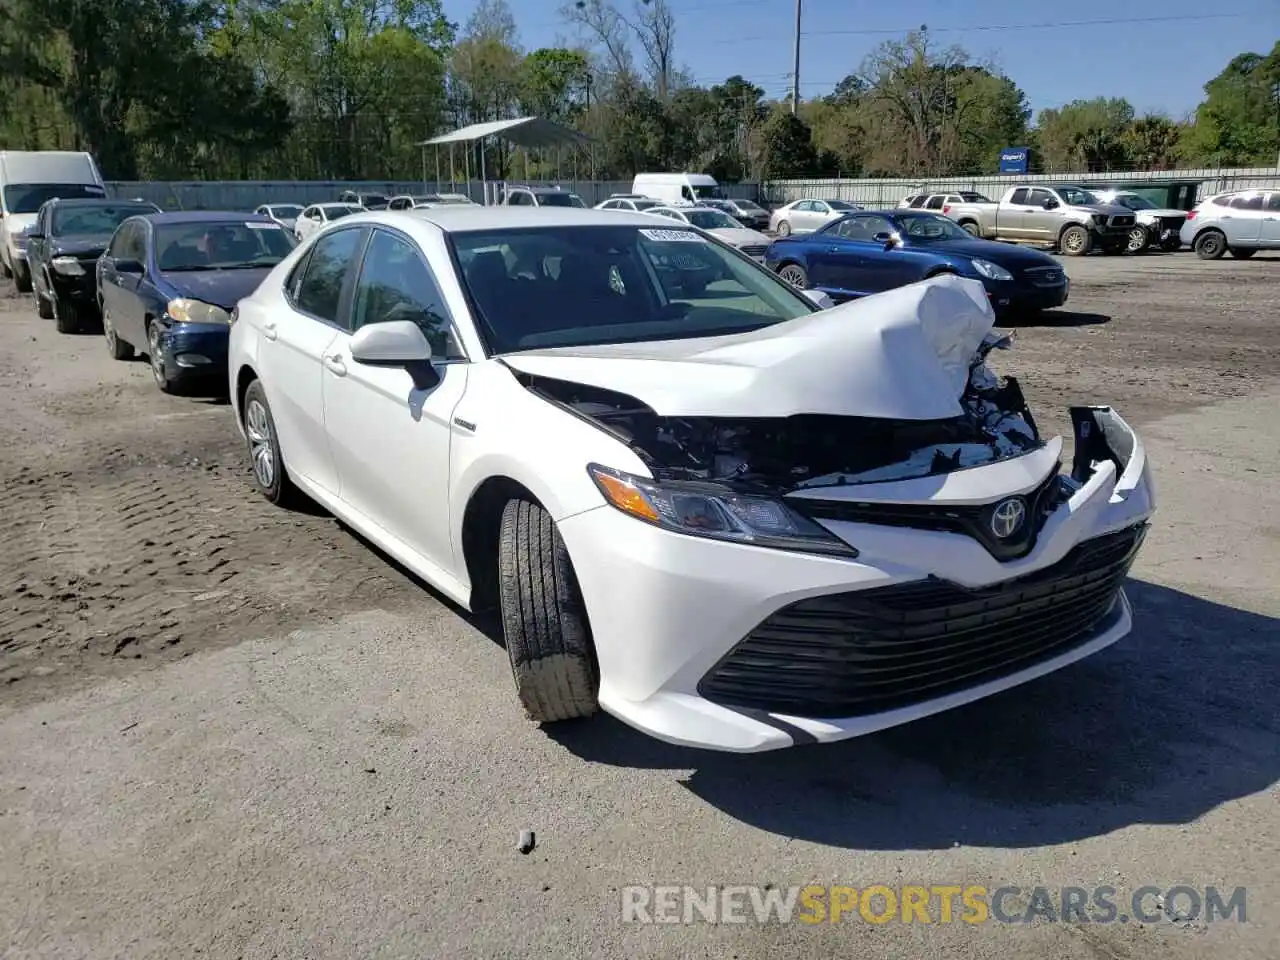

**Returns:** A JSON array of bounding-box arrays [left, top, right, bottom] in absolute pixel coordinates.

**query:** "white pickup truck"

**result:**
[[940, 184, 1138, 256]]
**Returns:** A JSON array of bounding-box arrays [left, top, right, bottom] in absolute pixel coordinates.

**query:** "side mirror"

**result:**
[[115, 258, 144, 274], [26, 231, 43, 240], [802, 289, 834, 310], [350, 319, 433, 366], [874, 231, 899, 249], [1042, 198, 1059, 209]]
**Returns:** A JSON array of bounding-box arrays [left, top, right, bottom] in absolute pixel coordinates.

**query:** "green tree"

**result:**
[[1121, 115, 1184, 170], [1183, 43, 1280, 166], [1035, 97, 1136, 172], [755, 108, 818, 181], [519, 48, 591, 122]]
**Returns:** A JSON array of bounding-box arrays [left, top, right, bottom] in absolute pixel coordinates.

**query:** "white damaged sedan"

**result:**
[[228, 207, 1155, 753]]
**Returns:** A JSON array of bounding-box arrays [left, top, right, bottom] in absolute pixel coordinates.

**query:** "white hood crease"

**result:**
[[503, 274, 997, 421]]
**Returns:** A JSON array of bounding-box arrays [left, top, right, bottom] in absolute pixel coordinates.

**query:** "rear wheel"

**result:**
[[1059, 224, 1092, 257], [776, 219, 792, 238], [36, 289, 53, 320], [1194, 229, 1226, 260], [242, 380, 299, 506], [52, 294, 81, 334], [102, 304, 133, 360], [497, 498, 599, 723], [1229, 247, 1257, 260], [13, 263, 32, 293], [778, 262, 809, 288]]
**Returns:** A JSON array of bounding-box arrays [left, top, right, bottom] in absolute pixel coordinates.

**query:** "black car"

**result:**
[[96, 212, 297, 394], [26, 197, 161, 332]]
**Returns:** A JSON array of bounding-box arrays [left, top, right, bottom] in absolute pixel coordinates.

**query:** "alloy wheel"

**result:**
[[147, 324, 167, 387], [1063, 230, 1086, 255], [245, 399, 275, 489], [779, 265, 806, 287], [1127, 227, 1148, 253]]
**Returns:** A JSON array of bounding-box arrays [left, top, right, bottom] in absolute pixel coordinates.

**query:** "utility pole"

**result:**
[[791, 0, 801, 114]]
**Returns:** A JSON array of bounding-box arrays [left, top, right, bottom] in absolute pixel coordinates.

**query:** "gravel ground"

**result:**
[[1, 251, 1277, 958]]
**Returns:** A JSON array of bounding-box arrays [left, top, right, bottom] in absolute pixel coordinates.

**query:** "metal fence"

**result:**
[[107, 167, 1280, 211]]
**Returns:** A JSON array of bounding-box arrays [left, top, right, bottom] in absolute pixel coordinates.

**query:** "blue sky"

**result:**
[[444, 0, 1278, 119]]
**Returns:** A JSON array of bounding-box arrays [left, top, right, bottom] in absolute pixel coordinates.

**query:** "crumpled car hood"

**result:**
[[501, 274, 995, 421]]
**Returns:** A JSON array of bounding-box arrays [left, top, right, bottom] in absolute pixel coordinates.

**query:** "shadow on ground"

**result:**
[[1012, 309, 1111, 328], [549, 580, 1279, 849]]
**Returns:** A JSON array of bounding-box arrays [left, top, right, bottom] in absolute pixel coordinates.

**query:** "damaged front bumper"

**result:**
[[558, 406, 1154, 752]]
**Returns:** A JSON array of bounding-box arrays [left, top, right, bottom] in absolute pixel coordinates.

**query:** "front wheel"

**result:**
[[52, 294, 81, 334], [147, 321, 174, 393], [1194, 229, 1227, 260], [13, 264, 32, 293], [1059, 224, 1093, 257], [959, 221, 981, 237], [778, 262, 809, 288], [1126, 226, 1151, 253], [775, 219, 792, 238], [497, 498, 599, 723], [1229, 247, 1257, 260], [1160, 237, 1182, 252]]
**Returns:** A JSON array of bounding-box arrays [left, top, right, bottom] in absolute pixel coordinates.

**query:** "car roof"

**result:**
[[394, 206, 675, 233], [139, 211, 277, 225]]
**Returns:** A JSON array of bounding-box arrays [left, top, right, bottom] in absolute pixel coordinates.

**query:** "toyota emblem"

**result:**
[[990, 497, 1027, 539]]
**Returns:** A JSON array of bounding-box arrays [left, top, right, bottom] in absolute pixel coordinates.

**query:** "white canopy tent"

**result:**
[[418, 117, 594, 202]]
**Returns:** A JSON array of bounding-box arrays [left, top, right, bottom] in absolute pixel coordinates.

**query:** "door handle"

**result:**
[[262, 321, 278, 341], [323, 353, 347, 376]]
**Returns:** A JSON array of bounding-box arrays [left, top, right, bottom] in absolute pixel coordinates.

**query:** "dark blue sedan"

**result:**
[[96, 212, 297, 393], [764, 210, 1069, 315]]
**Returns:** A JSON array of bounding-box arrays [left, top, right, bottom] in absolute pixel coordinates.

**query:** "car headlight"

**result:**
[[587, 464, 857, 557], [970, 258, 1013, 281], [51, 256, 85, 276], [1091, 214, 1107, 226], [167, 298, 231, 325]]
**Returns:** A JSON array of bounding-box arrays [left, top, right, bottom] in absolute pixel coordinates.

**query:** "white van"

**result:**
[[631, 172, 723, 206], [0, 151, 106, 292]]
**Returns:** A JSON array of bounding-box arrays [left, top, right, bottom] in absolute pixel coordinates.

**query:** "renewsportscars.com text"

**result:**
[[621, 884, 1247, 925]]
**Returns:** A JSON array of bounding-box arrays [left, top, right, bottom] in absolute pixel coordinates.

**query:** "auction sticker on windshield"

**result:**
[[246, 221, 284, 229], [639, 228, 705, 242]]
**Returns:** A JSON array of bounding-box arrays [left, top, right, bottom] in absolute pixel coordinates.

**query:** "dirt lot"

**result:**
[[1, 250, 1278, 959]]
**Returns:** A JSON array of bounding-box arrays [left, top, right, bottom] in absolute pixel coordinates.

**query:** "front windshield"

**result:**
[[4, 183, 106, 214], [326, 206, 361, 219], [538, 192, 585, 208], [155, 220, 297, 271], [898, 214, 972, 241], [1056, 186, 1100, 205], [52, 204, 152, 236], [827, 200, 857, 210], [1113, 194, 1156, 211], [685, 209, 740, 230], [270, 204, 303, 218], [451, 224, 813, 353], [735, 200, 765, 212]]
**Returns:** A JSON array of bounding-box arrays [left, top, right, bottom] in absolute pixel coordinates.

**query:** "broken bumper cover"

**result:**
[[557, 407, 1154, 753]]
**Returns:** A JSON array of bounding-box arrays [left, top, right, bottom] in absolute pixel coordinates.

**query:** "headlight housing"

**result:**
[[51, 256, 85, 276], [970, 258, 1013, 281], [587, 464, 858, 557], [1091, 214, 1107, 226], [167, 298, 231, 325]]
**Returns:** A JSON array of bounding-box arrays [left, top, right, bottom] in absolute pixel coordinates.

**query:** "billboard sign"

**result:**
[[999, 147, 1030, 174]]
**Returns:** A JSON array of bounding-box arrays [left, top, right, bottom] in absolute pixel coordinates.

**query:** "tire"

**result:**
[[497, 498, 599, 723], [242, 380, 299, 506], [1194, 229, 1226, 260], [13, 264, 32, 293], [776, 219, 792, 238], [146, 320, 174, 393], [778, 262, 809, 288], [1229, 248, 1257, 260], [36, 291, 53, 320], [1126, 226, 1151, 253], [102, 304, 134, 360], [52, 294, 80, 334], [0, 259, 11, 280], [1101, 241, 1126, 256], [1160, 237, 1181, 252], [1059, 224, 1092, 257], [959, 221, 981, 237]]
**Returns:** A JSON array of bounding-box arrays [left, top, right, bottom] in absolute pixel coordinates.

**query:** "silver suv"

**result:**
[[1180, 190, 1280, 260]]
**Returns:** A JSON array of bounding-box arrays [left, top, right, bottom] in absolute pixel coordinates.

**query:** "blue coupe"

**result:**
[[764, 210, 1070, 315], [96, 211, 297, 394]]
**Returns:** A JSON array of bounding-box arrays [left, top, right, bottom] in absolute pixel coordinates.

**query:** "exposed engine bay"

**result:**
[[515, 331, 1043, 492]]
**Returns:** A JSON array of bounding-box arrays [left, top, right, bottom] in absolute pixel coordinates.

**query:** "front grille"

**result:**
[[697, 524, 1146, 718], [1110, 215, 1135, 228], [1022, 265, 1066, 287], [1159, 216, 1186, 231], [738, 244, 768, 257], [791, 469, 1071, 562]]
